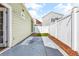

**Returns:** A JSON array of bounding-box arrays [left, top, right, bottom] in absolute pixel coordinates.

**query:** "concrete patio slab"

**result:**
[[0, 37, 63, 56]]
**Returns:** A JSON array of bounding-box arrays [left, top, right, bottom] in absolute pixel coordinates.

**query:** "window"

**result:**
[[51, 17, 60, 22], [0, 11, 3, 43], [55, 17, 59, 20], [51, 18, 55, 22]]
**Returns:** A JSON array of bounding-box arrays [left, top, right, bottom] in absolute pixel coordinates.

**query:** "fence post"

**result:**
[[71, 7, 79, 51]]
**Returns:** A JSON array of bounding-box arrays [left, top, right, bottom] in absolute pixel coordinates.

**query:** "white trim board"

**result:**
[[1, 3, 12, 47]]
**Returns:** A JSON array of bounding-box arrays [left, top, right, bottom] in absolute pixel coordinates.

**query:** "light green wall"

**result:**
[[8, 3, 33, 46]]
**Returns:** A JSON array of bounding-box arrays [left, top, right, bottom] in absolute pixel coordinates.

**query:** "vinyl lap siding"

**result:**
[[9, 3, 32, 46]]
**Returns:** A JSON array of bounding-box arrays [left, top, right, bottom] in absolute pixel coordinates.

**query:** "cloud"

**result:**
[[28, 10, 37, 18], [26, 3, 43, 10], [25, 3, 79, 19], [25, 3, 45, 18], [53, 3, 73, 15], [71, 3, 79, 7]]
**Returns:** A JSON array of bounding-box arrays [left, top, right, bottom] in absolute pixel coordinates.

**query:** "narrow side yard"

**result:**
[[0, 36, 63, 56]]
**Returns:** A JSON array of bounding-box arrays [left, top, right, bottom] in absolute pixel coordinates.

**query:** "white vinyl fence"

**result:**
[[49, 15, 72, 47], [49, 7, 79, 52], [33, 26, 49, 33]]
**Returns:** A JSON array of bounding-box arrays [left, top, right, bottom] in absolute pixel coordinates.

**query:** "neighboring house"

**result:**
[[33, 18, 42, 26], [36, 19, 42, 26], [42, 11, 64, 26], [0, 3, 33, 48], [33, 18, 42, 33]]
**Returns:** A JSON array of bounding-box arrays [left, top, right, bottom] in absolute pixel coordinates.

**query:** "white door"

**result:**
[[0, 7, 7, 47]]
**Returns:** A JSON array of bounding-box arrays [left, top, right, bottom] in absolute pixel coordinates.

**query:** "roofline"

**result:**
[[35, 18, 42, 23], [42, 11, 64, 18]]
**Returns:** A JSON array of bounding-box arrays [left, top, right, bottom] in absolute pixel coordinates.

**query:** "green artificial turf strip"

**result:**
[[33, 33, 48, 36]]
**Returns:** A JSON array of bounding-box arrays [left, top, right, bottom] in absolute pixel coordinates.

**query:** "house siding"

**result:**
[[42, 12, 63, 26], [8, 3, 32, 46]]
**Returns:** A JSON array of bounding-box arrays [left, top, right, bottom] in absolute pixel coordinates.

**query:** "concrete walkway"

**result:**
[[0, 36, 63, 56]]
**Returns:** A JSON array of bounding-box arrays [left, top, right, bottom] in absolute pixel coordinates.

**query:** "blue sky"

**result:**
[[25, 3, 79, 20]]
